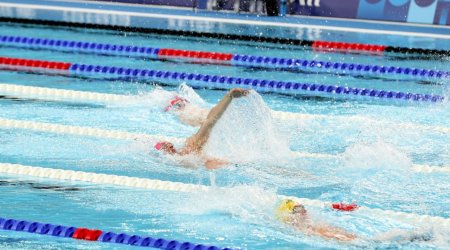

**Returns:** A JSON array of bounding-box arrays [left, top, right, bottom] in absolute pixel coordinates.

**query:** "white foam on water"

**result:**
[[106, 83, 205, 109], [179, 184, 278, 223], [340, 140, 412, 171], [371, 225, 450, 248], [177, 83, 208, 107], [432, 225, 450, 247]]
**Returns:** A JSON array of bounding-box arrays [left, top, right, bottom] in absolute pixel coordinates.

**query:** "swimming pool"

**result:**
[[0, 12, 449, 250]]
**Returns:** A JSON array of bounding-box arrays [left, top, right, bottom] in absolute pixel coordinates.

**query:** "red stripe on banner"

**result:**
[[312, 41, 386, 54], [0, 57, 71, 70], [158, 48, 233, 61]]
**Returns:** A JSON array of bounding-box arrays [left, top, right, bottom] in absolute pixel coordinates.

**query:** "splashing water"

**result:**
[[341, 140, 412, 171], [180, 184, 278, 223], [107, 83, 206, 109], [371, 226, 450, 248], [203, 91, 291, 164], [177, 83, 208, 107]]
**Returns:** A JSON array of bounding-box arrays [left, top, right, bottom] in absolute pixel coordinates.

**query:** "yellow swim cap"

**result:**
[[276, 199, 297, 221]]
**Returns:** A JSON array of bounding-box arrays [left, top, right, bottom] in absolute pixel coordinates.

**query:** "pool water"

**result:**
[[0, 21, 449, 249]]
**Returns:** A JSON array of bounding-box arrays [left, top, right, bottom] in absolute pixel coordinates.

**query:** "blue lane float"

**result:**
[[231, 54, 450, 81], [0, 35, 448, 81], [0, 217, 232, 250], [68, 63, 445, 103], [0, 55, 444, 103], [0, 35, 160, 58]]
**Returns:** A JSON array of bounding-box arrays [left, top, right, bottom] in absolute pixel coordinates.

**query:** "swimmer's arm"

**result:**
[[196, 91, 233, 135], [176, 107, 208, 127], [309, 225, 356, 242], [204, 158, 228, 170], [177, 157, 227, 169], [188, 89, 247, 149], [178, 113, 203, 127]]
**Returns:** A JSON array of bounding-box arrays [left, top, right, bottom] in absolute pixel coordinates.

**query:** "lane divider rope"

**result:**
[[0, 35, 448, 81], [0, 118, 447, 174], [1, 83, 448, 134], [0, 56, 445, 103], [0, 117, 182, 144], [1, 27, 449, 58], [0, 163, 449, 228], [0, 163, 207, 192], [0, 216, 230, 249], [0, 83, 131, 103], [271, 110, 450, 134], [411, 164, 450, 174]]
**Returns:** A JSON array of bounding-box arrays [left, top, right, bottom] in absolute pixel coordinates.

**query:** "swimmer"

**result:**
[[277, 199, 435, 244], [277, 199, 357, 242], [155, 88, 249, 169]]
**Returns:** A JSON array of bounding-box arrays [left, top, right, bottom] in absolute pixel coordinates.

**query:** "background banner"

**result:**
[[93, 0, 450, 25]]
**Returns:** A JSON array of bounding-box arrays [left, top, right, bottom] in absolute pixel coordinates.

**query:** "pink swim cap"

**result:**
[[164, 96, 188, 112], [154, 141, 166, 151]]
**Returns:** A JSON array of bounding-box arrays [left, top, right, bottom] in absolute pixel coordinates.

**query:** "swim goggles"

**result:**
[[292, 204, 307, 214], [164, 96, 189, 112]]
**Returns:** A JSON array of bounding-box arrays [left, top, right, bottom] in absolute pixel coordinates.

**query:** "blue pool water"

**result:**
[[0, 20, 449, 250]]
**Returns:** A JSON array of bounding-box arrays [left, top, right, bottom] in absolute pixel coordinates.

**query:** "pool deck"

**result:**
[[0, 0, 450, 39], [0, 0, 449, 47]]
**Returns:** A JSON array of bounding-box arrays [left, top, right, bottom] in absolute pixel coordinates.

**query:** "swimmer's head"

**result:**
[[154, 141, 177, 154], [164, 96, 188, 112], [276, 199, 307, 221]]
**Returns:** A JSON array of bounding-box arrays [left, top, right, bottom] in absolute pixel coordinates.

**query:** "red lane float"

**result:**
[[158, 48, 233, 61], [0, 216, 230, 249], [0, 56, 71, 70], [73, 227, 103, 241], [312, 41, 386, 55]]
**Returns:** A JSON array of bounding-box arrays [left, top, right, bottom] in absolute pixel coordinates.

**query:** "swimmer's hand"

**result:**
[[230, 88, 249, 98]]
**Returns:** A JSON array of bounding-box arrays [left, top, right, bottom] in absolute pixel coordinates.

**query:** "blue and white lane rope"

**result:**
[[0, 163, 449, 228], [0, 216, 231, 250], [0, 118, 448, 174], [0, 35, 449, 81], [68, 63, 446, 103], [0, 83, 448, 134], [0, 56, 445, 103]]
